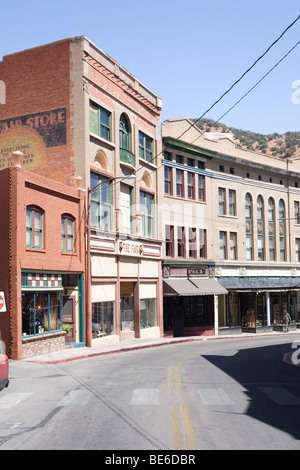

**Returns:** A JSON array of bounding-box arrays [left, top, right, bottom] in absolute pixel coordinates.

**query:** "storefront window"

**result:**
[[22, 291, 62, 336], [140, 298, 156, 328], [121, 296, 134, 331], [92, 301, 115, 337]]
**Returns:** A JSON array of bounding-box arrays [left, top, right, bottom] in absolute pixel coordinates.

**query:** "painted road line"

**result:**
[[171, 403, 197, 450], [130, 389, 160, 406], [197, 388, 234, 405]]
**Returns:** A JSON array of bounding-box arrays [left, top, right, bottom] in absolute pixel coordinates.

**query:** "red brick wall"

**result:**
[[0, 169, 10, 355], [0, 166, 85, 359], [0, 40, 75, 184]]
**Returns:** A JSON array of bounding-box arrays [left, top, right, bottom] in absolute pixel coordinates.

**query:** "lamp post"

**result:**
[[85, 174, 136, 346]]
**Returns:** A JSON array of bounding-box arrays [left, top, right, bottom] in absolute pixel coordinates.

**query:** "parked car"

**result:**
[[0, 340, 9, 391]]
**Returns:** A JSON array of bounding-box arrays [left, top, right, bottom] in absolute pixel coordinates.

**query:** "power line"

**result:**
[[109, 15, 300, 191], [215, 40, 300, 125], [175, 13, 300, 141]]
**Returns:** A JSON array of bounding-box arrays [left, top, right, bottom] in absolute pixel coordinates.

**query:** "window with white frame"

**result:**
[[245, 193, 253, 261], [257, 195, 264, 261], [90, 172, 112, 230], [279, 199, 286, 262], [219, 188, 226, 215], [61, 215, 75, 252], [140, 190, 154, 238], [268, 197, 276, 261], [219, 231, 227, 260], [230, 232, 237, 260], [139, 131, 153, 163], [26, 206, 43, 249]]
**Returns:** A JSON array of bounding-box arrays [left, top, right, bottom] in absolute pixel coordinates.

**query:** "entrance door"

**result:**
[[63, 296, 75, 341]]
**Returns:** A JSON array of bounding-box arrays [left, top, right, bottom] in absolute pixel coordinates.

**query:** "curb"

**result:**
[[23, 331, 300, 365]]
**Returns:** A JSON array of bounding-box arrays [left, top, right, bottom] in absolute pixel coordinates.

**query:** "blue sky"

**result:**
[[0, 0, 299, 134]]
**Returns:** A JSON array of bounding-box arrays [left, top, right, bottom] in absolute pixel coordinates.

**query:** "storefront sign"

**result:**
[[118, 240, 143, 257], [187, 268, 207, 276]]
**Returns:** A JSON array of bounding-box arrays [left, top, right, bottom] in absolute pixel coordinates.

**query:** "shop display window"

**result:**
[[92, 301, 115, 337], [22, 291, 62, 336], [140, 298, 156, 328]]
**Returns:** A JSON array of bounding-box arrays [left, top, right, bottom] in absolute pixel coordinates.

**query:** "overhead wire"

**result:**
[[99, 14, 300, 193]]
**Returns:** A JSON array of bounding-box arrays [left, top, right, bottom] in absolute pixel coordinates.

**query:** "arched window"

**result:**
[[279, 199, 286, 261], [245, 193, 253, 260], [119, 114, 135, 166], [26, 206, 43, 249], [257, 196, 264, 261], [268, 198, 276, 261], [61, 214, 75, 252], [119, 114, 130, 151]]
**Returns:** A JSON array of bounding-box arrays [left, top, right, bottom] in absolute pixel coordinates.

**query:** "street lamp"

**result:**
[[86, 174, 136, 346]]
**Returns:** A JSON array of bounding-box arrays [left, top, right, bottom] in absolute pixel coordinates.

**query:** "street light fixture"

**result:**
[[86, 173, 136, 346]]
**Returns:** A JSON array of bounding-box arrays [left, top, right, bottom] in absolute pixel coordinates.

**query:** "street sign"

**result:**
[[0, 292, 6, 312]]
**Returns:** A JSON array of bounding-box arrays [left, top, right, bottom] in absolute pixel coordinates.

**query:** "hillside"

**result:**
[[192, 119, 300, 159]]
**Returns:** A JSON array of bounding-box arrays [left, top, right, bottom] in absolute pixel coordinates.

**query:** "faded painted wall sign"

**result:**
[[0, 108, 67, 147], [0, 108, 67, 169]]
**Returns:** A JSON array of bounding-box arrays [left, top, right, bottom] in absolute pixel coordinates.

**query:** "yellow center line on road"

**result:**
[[168, 351, 201, 450]]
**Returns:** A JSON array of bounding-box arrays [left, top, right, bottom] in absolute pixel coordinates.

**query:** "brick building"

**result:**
[[0, 37, 163, 348], [0, 156, 85, 359]]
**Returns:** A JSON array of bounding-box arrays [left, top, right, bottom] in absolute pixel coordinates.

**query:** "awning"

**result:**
[[163, 278, 228, 296]]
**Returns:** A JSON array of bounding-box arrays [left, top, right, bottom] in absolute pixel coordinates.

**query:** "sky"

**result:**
[[0, 0, 299, 135]]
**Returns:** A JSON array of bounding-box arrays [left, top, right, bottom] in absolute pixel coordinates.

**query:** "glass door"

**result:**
[[63, 296, 75, 341]]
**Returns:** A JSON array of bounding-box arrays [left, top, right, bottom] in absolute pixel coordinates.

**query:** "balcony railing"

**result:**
[[120, 148, 135, 167]]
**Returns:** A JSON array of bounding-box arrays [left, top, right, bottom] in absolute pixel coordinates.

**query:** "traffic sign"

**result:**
[[0, 292, 6, 312]]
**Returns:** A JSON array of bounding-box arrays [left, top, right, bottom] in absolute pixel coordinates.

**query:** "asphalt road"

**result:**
[[0, 335, 299, 451]]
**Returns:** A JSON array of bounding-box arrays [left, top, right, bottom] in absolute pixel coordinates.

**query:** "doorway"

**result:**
[[63, 296, 75, 341]]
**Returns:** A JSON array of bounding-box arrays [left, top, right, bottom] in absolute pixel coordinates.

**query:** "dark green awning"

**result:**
[[163, 137, 216, 159]]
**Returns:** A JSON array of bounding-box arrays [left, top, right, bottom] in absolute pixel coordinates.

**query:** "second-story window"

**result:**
[[140, 190, 154, 238], [294, 201, 300, 224], [176, 169, 184, 197], [26, 206, 43, 249], [164, 166, 173, 195], [229, 190, 236, 216], [177, 226, 185, 257], [219, 231, 227, 260], [219, 188, 226, 215], [61, 215, 74, 252], [165, 225, 174, 257], [187, 172, 195, 199], [189, 227, 196, 258], [90, 172, 112, 230], [199, 229, 207, 258], [198, 175, 205, 201]]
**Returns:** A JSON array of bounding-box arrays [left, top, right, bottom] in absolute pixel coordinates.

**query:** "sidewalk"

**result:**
[[22, 330, 300, 366]]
